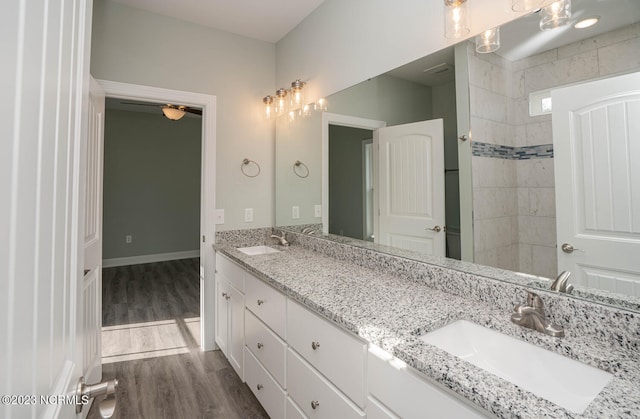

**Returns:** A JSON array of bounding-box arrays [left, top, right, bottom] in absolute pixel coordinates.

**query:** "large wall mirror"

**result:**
[[275, 0, 640, 312]]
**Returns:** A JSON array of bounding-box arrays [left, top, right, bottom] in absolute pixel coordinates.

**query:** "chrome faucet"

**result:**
[[550, 271, 574, 294], [270, 232, 289, 247], [511, 292, 564, 337]]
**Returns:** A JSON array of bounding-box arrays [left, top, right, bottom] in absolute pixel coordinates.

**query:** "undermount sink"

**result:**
[[237, 245, 280, 256], [419, 320, 613, 414]]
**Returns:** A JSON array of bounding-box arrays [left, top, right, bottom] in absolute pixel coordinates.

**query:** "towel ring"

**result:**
[[241, 158, 261, 178], [293, 160, 309, 178]]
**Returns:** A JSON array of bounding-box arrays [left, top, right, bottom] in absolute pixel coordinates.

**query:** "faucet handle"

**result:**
[[526, 292, 546, 316]]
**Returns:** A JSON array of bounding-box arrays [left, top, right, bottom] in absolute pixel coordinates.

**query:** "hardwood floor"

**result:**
[[89, 258, 268, 419]]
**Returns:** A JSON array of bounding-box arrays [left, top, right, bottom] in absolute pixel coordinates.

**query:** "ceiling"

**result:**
[[111, 0, 326, 43], [387, 0, 640, 87]]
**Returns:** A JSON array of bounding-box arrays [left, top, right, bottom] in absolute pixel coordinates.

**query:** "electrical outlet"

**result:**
[[215, 209, 225, 224], [314, 204, 322, 218], [125, 235, 132, 244], [245, 208, 254, 222], [292, 206, 300, 219]]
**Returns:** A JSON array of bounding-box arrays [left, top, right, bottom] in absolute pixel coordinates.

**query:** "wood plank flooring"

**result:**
[[89, 258, 268, 419]]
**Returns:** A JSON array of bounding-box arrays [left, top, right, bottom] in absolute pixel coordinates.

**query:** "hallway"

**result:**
[[88, 258, 267, 418]]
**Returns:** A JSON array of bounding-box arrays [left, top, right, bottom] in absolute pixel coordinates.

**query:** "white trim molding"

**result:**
[[97, 79, 217, 351], [103, 250, 200, 268]]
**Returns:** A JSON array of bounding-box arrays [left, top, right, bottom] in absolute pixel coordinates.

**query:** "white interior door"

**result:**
[[375, 119, 446, 256], [2, 0, 93, 418], [83, 77, 106, 387], [553, 71, 640, 297]]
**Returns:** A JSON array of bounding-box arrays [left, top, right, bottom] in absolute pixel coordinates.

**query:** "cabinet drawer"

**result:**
[[368, 345, 490, 419], [244, 347, 286, 419], [287, 299, 366, 407], [287, 348, 365, 419], [367, 396, 399, 419], [286, 396, 307, 419], [245, 273, 286, 339], [216, 253, 245, 292], [245, 309, 286, 387]]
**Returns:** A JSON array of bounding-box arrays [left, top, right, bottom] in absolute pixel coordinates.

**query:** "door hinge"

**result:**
[[202, 235, 206, 243]]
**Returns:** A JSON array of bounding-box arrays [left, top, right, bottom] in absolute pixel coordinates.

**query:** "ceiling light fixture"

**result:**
[[574, 16, 599, 29], [476, 27, 500, 53], [162, 105, 186, 121], [540, 0, 571, 31], [444, 0, 470, 39]]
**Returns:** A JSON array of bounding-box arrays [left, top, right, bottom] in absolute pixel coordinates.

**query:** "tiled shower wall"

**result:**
[[469, 22, 640, 278]]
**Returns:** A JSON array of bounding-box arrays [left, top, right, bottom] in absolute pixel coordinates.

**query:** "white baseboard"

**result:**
[[103, 250, 200, 268]]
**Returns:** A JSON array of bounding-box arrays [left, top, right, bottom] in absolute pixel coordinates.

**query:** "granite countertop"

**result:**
[[214, 243, 640, 418]]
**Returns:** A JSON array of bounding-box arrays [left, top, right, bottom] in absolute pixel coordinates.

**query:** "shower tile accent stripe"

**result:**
[[472, 141, 553, 160]]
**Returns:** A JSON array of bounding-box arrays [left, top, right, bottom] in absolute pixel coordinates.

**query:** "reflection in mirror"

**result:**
[[275, 0, 640, 312]]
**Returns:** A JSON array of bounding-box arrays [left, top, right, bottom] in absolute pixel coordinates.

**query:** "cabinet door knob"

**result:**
[[257, 299, 264, 306], [311, 341, 320, 350], [311, 400, 320, 410], [257, 342, 264, 349], [256, 384, 263, 391], [221, 292, 228, 298], [225, 294, 231, 300]]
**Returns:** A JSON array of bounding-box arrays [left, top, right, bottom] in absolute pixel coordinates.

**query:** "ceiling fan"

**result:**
[[120, 101, 202, 120]]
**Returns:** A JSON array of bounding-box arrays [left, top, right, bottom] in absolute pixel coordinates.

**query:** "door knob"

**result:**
[[427, 226, 442, 233], [75, 376, 118, 418], [561, 243, 581, 253]]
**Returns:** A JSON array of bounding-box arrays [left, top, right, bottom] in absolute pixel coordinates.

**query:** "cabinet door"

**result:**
[[215, 277, 229, 355], [228, 283, 245, 381]]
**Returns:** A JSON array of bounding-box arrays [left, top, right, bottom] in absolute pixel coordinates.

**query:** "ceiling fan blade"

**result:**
[[184, 107, 202, 116]]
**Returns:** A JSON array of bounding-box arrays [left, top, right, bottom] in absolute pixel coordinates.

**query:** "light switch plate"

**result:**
[[245, 208, 254, 222], [292, 206, 300, 219], [215, 209, 225, 224], [314, 204, 322, 218]]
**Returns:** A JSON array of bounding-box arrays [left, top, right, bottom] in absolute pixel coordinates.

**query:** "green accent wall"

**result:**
[[103, 109, 201, 259]]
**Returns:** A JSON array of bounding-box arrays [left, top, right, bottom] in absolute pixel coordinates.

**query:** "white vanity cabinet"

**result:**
[[214, 254, 245, 380], [367, 345, 492, 419], [287, 299, 367, 408], [244, 271, 288, 418]]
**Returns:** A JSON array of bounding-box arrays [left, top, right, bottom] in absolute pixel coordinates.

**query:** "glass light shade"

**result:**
[[287, 110, 297, 123], [314, 98, 328, 111], [290, 80, 305, 110], [275, 88, 288, 116], [511, 0, 545, 12], [476, 27, 500, 53], [162, 106, 186, 120], [540, 0, 571, 30], [444, 0, 470, 39], [263, 95, 274, 119], [300, 104, 312, 118]]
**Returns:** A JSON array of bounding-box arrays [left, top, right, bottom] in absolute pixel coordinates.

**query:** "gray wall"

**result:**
[[328, 125, 373, 239], [103, 109, 201, 259]]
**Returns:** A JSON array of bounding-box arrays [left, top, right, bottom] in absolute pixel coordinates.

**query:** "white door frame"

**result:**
[[321, 113, 386, 234], [97, 80, 217, 351]]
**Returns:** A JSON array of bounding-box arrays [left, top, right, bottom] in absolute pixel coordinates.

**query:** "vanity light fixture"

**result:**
[[314, 97, 328, 111], [511, 0, 544, 12], [300, 103, 312, 118], [275, 88, 289, 116], [540, 0, 571, 31], [574, 16, 599, 29], [263, 95, 274, 119], [290, 79, 306, 110], [476, 27, 500, 53], [162, 105, 186, 121], [444, 0, 470, 39]]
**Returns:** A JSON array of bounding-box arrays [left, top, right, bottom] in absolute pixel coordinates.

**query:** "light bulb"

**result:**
[[444, 0, 470, 39]]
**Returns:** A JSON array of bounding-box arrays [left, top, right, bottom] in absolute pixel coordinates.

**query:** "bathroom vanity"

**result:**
[[214, 228, 640, 418]]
